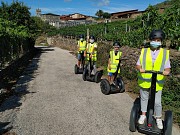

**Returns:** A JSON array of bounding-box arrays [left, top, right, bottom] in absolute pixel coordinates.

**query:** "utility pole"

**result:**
[[87, 28, 89, 43]]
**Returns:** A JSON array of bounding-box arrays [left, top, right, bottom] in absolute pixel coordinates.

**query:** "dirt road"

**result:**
[[0, 46, 179, 135]]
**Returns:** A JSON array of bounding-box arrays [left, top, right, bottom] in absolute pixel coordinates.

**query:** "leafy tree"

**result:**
[[0, 1, 31, 27], [95, 10, 104, 18], [102, 12, 111, 19]]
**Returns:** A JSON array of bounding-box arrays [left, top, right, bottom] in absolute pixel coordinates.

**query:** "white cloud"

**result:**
[[40, 7, 75, 14], [103, 7, 134, 13], [89, 0, 110, 6], [98, 0, 110, 6]]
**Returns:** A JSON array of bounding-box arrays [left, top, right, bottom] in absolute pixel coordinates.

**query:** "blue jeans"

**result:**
[[77, 52, 84, 61]]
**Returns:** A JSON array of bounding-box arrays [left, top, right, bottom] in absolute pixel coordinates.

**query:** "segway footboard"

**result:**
[[137, 121, 162, 135]]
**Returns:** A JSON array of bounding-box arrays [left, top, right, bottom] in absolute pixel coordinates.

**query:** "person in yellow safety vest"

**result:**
[[136, 30, 171, 130], [107, 41, 122, 84], [84, 35, 97, 75], [77, 35, 87, 68]]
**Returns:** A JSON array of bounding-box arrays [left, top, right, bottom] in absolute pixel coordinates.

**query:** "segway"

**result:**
[[82, 53, 103, 83], [100, 58, 125, 95], [129, 70, 173, 135], [74, 51, 85, 74]]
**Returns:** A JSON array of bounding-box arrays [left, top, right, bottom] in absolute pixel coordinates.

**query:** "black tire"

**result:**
[[116, 77, 125, 93], [100, 79, 111, 95], [129, 99, 140, 132], [94, 71, 102, 83], [74, 64, 79, 74], [82, 66, 88, 81], [163, 110, 173, 135], [81, 53, 85, 70]]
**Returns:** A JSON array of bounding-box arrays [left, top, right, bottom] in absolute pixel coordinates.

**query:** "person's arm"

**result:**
[[136, 57, 145, 73], [84, 44, 88, 57], [136, 65, 145, 73], [108, 57, 111, 70], [163, 68, 170, 75], [163, 58, 171, 75], [91, 43, 97, 54], [77, 41, 80, 51]]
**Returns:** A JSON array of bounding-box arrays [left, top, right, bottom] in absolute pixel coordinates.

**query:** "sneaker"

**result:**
[[138, 115, 146, 124], [156, 119, 163, 129]]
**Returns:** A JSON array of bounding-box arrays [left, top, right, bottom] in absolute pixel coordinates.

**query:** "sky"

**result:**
[[2, 0, 166, 16]]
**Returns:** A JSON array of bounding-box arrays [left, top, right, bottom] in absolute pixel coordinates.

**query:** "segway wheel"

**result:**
[[82, 68, 88, 81], [100, 79, 111, 95], [74, 64, 79, 74], [163, 110, 173, 135], [94, 71, 102, 83], [116, 77, 125, 93], [129, 103, 140, 132]]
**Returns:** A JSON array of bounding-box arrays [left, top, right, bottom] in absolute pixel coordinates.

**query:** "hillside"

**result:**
[[152, 0, 180, 9]]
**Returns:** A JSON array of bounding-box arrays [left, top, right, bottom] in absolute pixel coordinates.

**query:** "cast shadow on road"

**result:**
[[0, 46, 55, 134], [0, 50, 42, 112], [0, 122, 13, 135], [36, 46, 55, 53]]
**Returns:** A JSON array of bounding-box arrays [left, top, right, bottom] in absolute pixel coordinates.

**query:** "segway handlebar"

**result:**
[[145, 70, 171, 76], [120, 58, 129, 60], [113, 58, 128, 81], [115, 58, 128, 60], [145, 70, 163, 74], [86, 52, 91, 55]]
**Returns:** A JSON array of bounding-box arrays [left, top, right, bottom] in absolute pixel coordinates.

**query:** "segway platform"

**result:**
[[100, 77, 125, 95], [137, 120, 162, 135], [74, 64, 84, 74], [129, 71, 173, 135], [83, 69, 103, 83]]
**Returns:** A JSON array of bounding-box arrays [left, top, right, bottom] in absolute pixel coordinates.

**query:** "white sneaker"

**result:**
[[156, 119, 163, 129], [138, 115, 146, 124]]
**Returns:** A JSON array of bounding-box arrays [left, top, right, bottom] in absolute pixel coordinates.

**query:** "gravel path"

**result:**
[[0, 46, 179, 135]]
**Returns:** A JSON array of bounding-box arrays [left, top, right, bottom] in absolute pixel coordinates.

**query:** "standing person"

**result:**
[[136, 30, 171, 129], [84, 35, 97, 75], [77, 35, 87, 68], [107, 41, 122, 84]]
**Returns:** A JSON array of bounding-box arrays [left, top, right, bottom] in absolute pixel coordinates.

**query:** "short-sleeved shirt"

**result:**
[[136, 49, 171, 69]]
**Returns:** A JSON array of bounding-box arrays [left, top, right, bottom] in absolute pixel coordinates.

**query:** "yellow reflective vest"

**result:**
[[138, 48, 169, 91], [77, 40, 86, 53], [86, 42, 97, 61], [107, 50, 122, 73]]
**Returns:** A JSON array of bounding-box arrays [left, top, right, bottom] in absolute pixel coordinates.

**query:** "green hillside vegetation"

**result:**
[[0, 1, 54, 68], [153, 0, 180, 9]]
